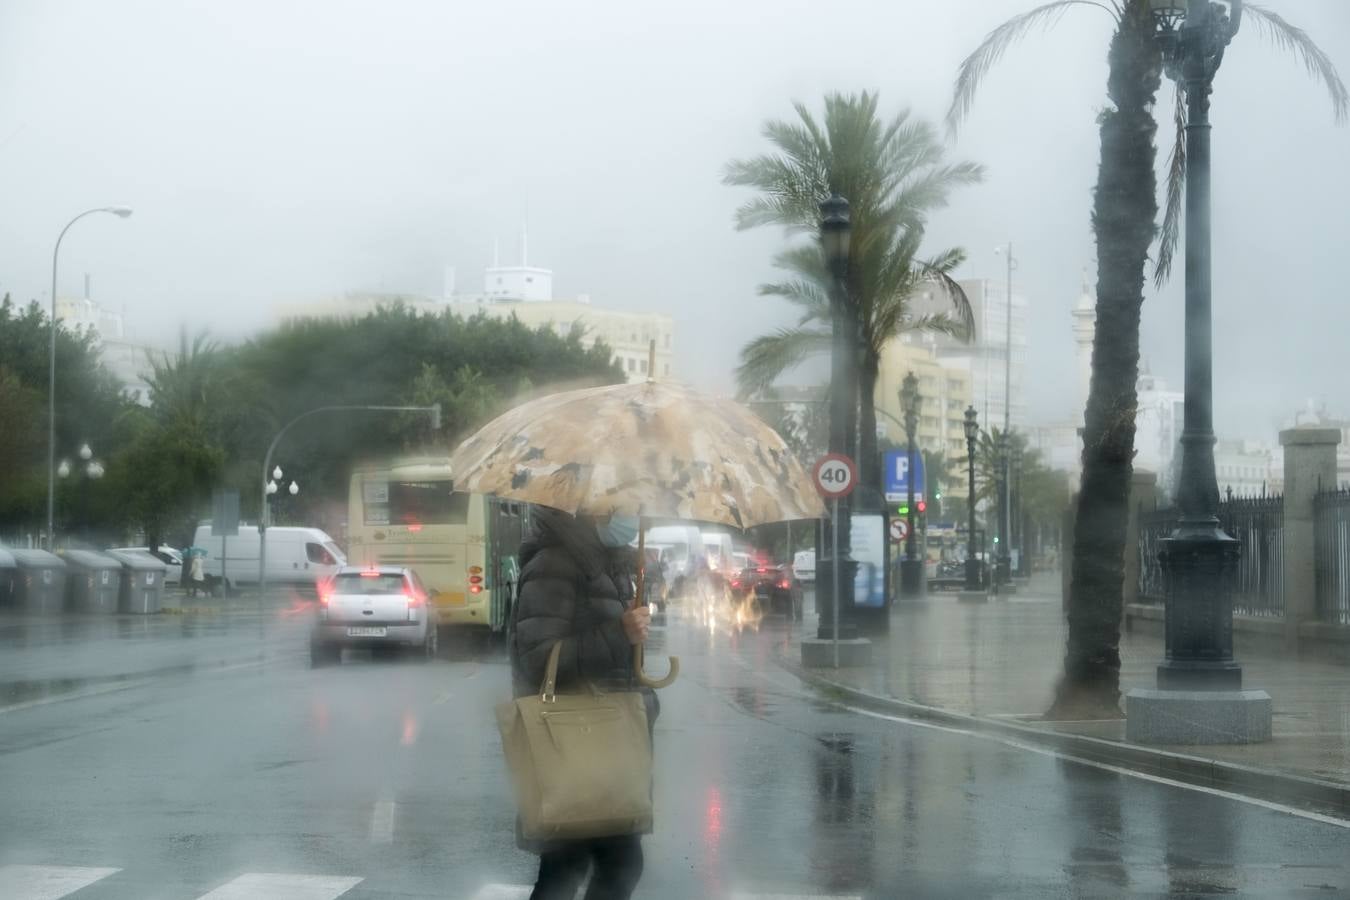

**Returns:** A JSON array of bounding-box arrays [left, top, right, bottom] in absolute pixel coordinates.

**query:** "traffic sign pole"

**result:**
[[812, 453, 857, 652], [831, 497, 839, 669]]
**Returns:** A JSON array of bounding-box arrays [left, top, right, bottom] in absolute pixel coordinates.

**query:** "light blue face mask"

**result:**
[[595, 514, 640, 548]]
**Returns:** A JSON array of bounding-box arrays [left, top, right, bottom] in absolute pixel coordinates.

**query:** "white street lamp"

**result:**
[[57, 459, 71, 479], [79, 443, 92, 461], [47, 206, 133, 548], [266, 480, 278, 495], [272, 465, 283, 481], [288, 481, 299, 496]]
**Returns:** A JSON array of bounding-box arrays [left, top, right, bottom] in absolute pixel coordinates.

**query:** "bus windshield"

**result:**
[[364, 481, 469, 527]]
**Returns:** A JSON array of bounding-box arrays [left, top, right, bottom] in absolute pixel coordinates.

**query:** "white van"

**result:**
[[193, 525, 346, 590], [644, 525, 705, 592], [701, 532, 736, 577]]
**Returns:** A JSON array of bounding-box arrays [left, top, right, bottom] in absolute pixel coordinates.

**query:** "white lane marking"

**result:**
[[369, 798, 396, 843], [0, 865, 120, 899], [844, 704, 1350, 830], [196, 872, 362, 899], [733, 895, 864, 900], [469, 885, 532, 900]]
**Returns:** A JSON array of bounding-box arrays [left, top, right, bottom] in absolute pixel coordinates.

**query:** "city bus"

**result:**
[[347, 456, 530, 636]]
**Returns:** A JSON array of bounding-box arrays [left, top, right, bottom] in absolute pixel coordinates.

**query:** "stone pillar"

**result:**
[[1122, 470, 1158, 612], [1280, 427, 1340, 650]]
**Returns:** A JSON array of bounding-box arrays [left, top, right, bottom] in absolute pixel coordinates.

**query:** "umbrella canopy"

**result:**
[[446, 380, 824, 529]]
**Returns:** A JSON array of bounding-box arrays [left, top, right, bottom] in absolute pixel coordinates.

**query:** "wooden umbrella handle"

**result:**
[[632, 514, 679, 689]]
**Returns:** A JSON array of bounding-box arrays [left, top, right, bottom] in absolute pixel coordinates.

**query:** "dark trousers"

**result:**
[[530, 834, 644, 900]]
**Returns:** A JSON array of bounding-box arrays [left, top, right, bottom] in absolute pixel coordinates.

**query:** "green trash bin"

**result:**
[[106, 549, 168, 614], [63, 550, 124, 613], [0, 547, 16, 610], [11, 549, 68, 614]]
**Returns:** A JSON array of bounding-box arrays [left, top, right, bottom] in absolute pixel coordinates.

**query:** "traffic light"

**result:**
[[916, 500, 927, 514], [897, 504, 909, 516]]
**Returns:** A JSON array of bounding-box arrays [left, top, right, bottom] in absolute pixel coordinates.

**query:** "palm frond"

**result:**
[[946, 1, 1119, 135], [920, 263, 976, 342], [1153, 85, 1187, 288], [1244, 3, 1349, 123], [734, 327, 831, 398], [757, 279, 831, 323], [906, 313, 969, 340]]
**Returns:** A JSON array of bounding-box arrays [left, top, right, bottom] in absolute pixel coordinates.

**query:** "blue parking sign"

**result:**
[[883, 449, 924, 502]]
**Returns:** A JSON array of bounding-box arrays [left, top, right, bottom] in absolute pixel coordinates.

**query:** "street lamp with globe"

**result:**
[[815, 193, 858, 640]]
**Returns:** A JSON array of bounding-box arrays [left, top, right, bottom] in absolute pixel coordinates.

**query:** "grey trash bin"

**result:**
[[11, 549, 69, 614], [0, 547, 16, 610], [63, 550, 124, 613], [105, 549, 168, 614]]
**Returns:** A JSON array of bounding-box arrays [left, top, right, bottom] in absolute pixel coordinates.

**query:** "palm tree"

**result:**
[[726, 91, 982, 490], [949, 1, 1345, 717]]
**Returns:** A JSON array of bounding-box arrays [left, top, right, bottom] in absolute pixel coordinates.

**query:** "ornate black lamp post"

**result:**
[[815, 194, 858, 640], [994, 431, 1011, 586], [1151, 0, 1244, 689], [963, 406, 981, 590], [1011, 443, 1024, 577], [899, 371, 922, 596]]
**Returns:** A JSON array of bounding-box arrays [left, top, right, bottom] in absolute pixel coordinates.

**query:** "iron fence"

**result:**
[[1137, 494, 1284, 617], [1314, 488, 1350, 626]]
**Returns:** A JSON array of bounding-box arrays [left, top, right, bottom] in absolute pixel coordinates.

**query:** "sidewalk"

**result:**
[[781, 573, 1350, 806]]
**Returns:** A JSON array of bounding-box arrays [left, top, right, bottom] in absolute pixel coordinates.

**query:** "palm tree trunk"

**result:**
[[857, 351, 881, 492], [1049, 6, 1160, 719]]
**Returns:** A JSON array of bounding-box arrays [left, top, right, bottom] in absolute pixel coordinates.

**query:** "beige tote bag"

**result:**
[[497, 641, 653, 841]]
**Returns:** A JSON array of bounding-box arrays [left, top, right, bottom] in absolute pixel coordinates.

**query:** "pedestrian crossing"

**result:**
[[0, 865, 864, 899]]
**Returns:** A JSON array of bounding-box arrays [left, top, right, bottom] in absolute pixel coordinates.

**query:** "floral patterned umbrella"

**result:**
[[446, 380, 824, 529]]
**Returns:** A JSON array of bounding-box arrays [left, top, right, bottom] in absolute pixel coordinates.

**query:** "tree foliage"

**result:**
[[725, 92, 981, 492], [0, 300, 622, 547]]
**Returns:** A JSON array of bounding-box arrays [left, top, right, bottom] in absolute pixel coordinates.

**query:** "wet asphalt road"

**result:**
[[1, 595, 1348, 899]]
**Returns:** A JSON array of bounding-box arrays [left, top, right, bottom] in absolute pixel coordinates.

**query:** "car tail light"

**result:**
[[730, 579, 741, 589], [404, 591, 424, 607], [469, 574, 483, 585], [469, 584, 482, 594], [778, 578, 790, 589], [468, 565, 483, 575]]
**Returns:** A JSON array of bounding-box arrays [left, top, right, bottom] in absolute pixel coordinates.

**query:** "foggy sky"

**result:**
[[2, 0, 1348, 442]]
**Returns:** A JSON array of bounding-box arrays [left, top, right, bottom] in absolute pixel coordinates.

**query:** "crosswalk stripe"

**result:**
[[469, 885, 532, 900], [195, 873, 363, 899], [0, 865, 120, 900], [470, 885, 862, 900]]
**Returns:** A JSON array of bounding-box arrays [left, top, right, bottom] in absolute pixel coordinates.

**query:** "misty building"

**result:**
[[55, 294, 158, 405], [909, 277, 1028, 433], [449, 259, 674, 384], [874, 336, 974, 464]]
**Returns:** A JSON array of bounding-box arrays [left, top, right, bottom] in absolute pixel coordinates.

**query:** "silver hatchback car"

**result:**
[[310, 565, 438, 666]]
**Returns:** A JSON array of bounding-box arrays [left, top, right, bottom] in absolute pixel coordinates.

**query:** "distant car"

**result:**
[[310, 565, 438, 666], [730, 564, 803, 620], [109, 546, 183, 586], [792, 550, 815, 584]]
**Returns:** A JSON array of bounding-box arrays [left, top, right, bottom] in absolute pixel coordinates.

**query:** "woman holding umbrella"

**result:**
[[510, 506, 654, 899], [449, 362, 822, 900]]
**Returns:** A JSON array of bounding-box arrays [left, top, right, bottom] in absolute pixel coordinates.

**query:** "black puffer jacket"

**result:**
[[509, 508, 659, 727]]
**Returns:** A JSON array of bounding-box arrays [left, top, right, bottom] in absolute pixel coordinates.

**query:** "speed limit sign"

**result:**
[[812, 453, 857, 499]]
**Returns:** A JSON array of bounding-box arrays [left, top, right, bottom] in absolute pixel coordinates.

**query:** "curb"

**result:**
[[777, 651, 1350, 822]]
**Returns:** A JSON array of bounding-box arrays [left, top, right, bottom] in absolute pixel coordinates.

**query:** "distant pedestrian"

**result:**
[[188, 552, 205, 598], [509, 507, 656, 900]]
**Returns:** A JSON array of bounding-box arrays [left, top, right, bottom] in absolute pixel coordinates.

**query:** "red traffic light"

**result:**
[[916, 500, 927, 514]]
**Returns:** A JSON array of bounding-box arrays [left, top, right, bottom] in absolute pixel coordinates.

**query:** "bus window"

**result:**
[[372, 483, 472, 531]]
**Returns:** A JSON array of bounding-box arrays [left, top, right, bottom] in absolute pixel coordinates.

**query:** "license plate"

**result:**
[[346, 626, 387, 637]]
